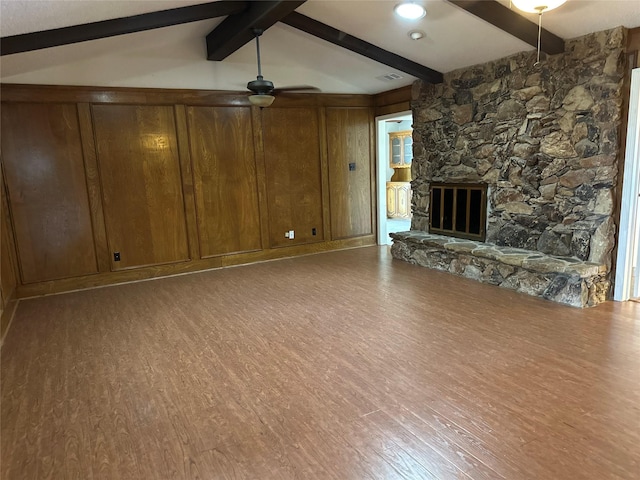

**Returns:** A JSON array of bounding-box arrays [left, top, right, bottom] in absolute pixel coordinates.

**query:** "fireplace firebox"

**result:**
[[429, 183, 487, 241]]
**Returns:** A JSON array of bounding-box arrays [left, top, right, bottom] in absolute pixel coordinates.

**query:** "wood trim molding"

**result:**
[[447, 0, 565, 55], [174, 105, 201, 261], [0, 84, 373, 108], [251, 107, 271, 251], [0, 1, 247, 56], [368, 108, 378, 237], [318, 108, 332, 241], [0, 165, 20, 344], [0, 163, 21, 293], [0, 297, 18, 345], [628, 27, 640, 69], [77, 103, 111, 273], [1, 84, 404, 113]]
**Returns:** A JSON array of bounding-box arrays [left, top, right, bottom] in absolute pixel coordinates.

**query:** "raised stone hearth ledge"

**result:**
[[390, 231, 608, 308]]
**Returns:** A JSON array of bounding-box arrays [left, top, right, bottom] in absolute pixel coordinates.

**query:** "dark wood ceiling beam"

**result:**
[[281, 12, 443, 84], [206, 1, 307, 61], [0, 1, 247, 56], [447, 0, 564, 55]]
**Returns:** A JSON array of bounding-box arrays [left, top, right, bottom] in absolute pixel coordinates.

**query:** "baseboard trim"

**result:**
[[1, 297, 19, 346], [16, 236, 376, 299]]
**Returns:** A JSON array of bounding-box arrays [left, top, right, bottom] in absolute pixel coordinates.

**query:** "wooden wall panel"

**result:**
[[92, 105, 189, 270], [262, 107, 324, 248], [251, 107, 271, 249], [326, 108, 374, 239], [77, 103, 111, 273], [1, 168, 17, 298], [1, 103, 98, 283], [1, 165, 19, 339], [186, 106, 262, 257], [373, 85, 412, 117], [173, 106, 201, 260]]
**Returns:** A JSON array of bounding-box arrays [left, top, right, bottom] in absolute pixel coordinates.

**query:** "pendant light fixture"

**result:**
[[511, 0, 566, 65]]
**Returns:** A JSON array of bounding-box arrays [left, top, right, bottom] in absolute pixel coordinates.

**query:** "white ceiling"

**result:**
[[1, 0, 639, 94]]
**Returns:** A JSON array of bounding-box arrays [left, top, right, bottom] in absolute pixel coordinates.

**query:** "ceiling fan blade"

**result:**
[[272, 85, 321, 94]]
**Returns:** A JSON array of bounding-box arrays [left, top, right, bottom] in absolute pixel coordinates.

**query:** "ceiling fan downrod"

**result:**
[[253, 28, 264, 80]]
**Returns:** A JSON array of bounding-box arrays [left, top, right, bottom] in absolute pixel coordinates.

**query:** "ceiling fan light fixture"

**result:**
[[248, 94, 275, 107], [511, 0, 566, 13], [394, 2, 426, 20], [511, 0, 566, 66]]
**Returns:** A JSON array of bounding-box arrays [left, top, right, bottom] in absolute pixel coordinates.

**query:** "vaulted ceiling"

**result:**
[[1, 0, 639, 94]]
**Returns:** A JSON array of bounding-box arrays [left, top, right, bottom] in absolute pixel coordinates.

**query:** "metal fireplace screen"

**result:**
[[429, 183, 487, 241]]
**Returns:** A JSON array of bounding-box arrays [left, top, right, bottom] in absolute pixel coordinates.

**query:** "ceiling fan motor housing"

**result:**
[[247, 76, 275, 95]]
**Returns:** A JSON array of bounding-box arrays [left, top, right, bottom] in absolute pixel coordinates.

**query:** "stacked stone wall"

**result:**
[[410, 27, 626, 271]]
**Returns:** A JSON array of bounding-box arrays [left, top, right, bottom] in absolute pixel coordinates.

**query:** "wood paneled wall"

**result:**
[[0, 166, 19, 340], [262, 107, 325, 248], [186, 106, 262, 257], [0, 84, 377, 297], [373, 85, 412, 117], [326, 107, 374, 239], [628, 27, 640, 68], [92, 104, 190, 269], [1, 103, 99, 283]]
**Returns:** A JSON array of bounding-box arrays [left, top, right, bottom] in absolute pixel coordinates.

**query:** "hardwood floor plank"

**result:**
[[2, 246, 639, 479], [361, 410, 470, 479], [380, 406, 505, 480]]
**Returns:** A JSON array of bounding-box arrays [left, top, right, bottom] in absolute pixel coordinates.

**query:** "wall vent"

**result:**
[[377, 73, 404, 82]]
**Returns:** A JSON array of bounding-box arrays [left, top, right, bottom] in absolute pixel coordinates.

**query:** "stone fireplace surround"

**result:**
[[390, 27, 626, 307]]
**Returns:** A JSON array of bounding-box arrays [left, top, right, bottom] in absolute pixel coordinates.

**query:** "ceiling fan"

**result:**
[[246, 28, 319, 107]]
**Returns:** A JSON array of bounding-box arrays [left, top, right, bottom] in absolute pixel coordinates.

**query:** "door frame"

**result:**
[[375, 110, 412, 245], [614, 68, 640, 301]]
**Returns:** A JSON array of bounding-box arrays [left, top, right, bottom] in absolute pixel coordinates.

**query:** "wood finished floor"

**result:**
[[2, 246, 639, 480]]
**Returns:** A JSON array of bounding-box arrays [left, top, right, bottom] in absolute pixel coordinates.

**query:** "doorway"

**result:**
[[376, 111, 413, 245], [614, 68, 640, 301]]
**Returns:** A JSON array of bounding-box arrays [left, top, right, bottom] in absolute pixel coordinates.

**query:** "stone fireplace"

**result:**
[[391, 27, 626, 307]]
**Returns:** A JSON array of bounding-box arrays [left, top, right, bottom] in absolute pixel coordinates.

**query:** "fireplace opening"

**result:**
[[429, 183, 487, 241]]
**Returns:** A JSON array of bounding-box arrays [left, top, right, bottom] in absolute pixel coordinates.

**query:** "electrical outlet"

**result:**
[[113, 252, 121, 262], [289, 230, 295, 239], [312, 227, 317, 236], [285, 231, 290, 238]]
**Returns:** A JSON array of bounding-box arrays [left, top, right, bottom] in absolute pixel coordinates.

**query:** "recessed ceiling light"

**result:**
[[394, 2, 426, 20], [408, 30, 425, 40]]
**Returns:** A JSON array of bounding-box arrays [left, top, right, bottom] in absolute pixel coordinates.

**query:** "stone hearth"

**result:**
[[391, 231, 608, 307]]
